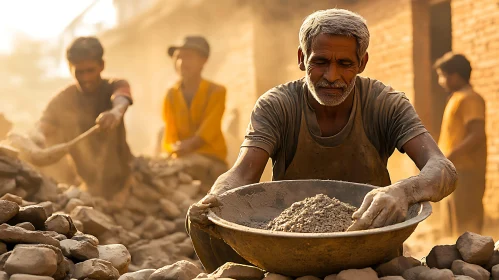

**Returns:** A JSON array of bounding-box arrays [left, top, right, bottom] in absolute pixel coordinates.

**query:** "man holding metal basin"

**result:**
[[187, 8, 457, 272]]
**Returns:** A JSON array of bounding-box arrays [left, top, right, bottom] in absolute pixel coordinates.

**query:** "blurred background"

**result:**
[[0, 0, 498, 250]]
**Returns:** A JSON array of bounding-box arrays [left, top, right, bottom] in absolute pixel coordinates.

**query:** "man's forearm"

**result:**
[[398, 156, 457, 204], [112, 96, 131, 116]]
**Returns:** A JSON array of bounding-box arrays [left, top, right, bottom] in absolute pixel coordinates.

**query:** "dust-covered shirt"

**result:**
[[242, 76, 428, 180], [40, 79, 133, 197]]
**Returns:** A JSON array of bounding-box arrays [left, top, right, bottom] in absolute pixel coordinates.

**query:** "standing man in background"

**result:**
[[162, 36, 227, 189], [36, 36, 134, 199], [435, 52, 487, 236]]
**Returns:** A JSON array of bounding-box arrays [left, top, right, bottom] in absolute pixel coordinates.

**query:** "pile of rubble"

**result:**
[[142, 231, 499, 280], [0, 145, 205, 278], [0, 195, 131, 279]]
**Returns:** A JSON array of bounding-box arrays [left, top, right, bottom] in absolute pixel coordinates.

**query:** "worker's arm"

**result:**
[[348, 132, 457, 230], [447, 120, 486, 166], [188, 147, 269, 226], [96, 96, 131, 130]]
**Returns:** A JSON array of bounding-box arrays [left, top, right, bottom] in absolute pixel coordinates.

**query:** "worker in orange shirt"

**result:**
[[435, 53, 487, 236], [162, 36, 228, 188]]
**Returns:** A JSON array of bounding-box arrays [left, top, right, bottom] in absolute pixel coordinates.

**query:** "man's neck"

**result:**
[[450, 82, 471, 95], [181, 75, 202, 94], [308, 90, 355, 137]]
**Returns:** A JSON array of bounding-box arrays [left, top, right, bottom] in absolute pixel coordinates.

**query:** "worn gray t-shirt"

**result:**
[[242, 76, 428, 180]]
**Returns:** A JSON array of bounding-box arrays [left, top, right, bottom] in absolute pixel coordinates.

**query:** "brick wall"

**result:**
[[451, 0, 499, 231]]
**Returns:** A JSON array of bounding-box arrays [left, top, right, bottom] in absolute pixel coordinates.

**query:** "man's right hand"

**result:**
[[188, 193, 221, 228]]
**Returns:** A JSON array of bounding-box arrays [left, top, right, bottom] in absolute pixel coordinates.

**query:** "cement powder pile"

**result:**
[[265, 194, 358, 233]]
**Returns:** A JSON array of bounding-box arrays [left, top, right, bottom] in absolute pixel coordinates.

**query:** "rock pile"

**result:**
[[0, 145, 205, 275], [146, 231, 499, 280], [0, 197, 131, 280]]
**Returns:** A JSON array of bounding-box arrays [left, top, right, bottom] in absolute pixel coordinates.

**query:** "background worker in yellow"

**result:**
[[435, 53, 487, 236], [162, 36, 228, 188]]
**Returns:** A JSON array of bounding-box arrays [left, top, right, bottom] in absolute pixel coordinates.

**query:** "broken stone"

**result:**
[[72, 258, 120, 280], [487, 249, 499, 270], [149, 260, 204, 280], [99, 226, 139, 247], [0, 193, 22, 205], [117, 268, 155, 280], [38, 201, 54, 217], [0, 178, 16, 198], [0, 223, 60, 247], [9, 275, 55, 280], [159, 198, 181, 219], [264, 273, 295, 280], [417, 268, 454, 280], [178, 172, 193, 184], [73, 220, 84, 232], [170, 191, 192, 210], [12, 188, 27, 199], [492, 264, 499, 280], [0, 251, 11, 271], [177, 182, 201, 199], [376, 256, 421, 276], [97, 244, 131, 275], [72, 233, 99, 247], [295, 276, 322, 280], [60, 239, 98, 261], [127, 232, 187, 269], [131, 183, 162, 202], [456, 232, 494, 266], [64, 186, 82, 200], [45, 214, 77, 238], [32, 179, 59, 202], [379, 277, 405, 280], [451, 260, 490, 280], [0, 242, 5, 255], [337, 268, 378, 280], [78, 192, 94, 207], [454, 276, 475, 280], [0, 199, 19, 223], [113, 212, 134, 231], [53, 257, 71, 280], [0, 271, 7, 280], [16, 221, 35, 230], [11, 205, 48, 230], [177, 238, 195, 258], [401, 266, 430, 280], [70, 206, 114, 237], [426, 244, 462, 269], [65, 198, 85, 213], [4, 246, 58, 276], [45, 231, 67, 241], [15, 244, 63, 264]]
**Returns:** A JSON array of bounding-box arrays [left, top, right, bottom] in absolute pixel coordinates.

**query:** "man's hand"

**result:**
[[188, 193, 222, 237], [96, 109, 122, 130], [172, 136, 204, 157], [347, 181, 412, 231]]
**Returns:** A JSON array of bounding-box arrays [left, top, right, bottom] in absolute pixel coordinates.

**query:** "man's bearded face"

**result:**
[[305, 34, 360, 107]]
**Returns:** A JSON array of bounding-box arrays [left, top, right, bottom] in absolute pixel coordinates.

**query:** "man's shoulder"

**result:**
[[258, 78, 305, 106], [50, 84, 79, 104], [204, 79, 226, 93], [357, 76, 411, 112]]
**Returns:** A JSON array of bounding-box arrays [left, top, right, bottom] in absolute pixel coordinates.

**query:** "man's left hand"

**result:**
[[96, 109, 122, 130], [347, 181, 411, 231]]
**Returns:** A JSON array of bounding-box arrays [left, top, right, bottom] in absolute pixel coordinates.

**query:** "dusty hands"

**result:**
[[347, 182, 410, 231], [188, 193, 223, 238], [96, 109, 122, 130]]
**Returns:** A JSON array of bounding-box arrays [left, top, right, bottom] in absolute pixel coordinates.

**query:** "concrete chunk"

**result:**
[[0, 199, 19, 223], [376, 256, 421, 276], [4, 246, 58, 276], [337, 268, 379, 280], [60, 239, 98, 261], [0, 223, 60, 247], [426, 244, 462, 269], [73, 258, 120, 280], [118, 269, 155, 280], [97, 244, 131, 275], [457, 232, 494, 266], [149, 260, 204, 280], [451, 260, 489, 280]]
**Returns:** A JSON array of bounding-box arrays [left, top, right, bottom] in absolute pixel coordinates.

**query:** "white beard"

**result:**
[[306, 75, 356, 107]]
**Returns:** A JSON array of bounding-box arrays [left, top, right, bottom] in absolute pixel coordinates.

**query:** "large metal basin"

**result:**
[[208, 180, 431, 277]]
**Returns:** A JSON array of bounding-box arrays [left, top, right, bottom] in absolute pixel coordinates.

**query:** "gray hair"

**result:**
[[299, 9, 370, 63]]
